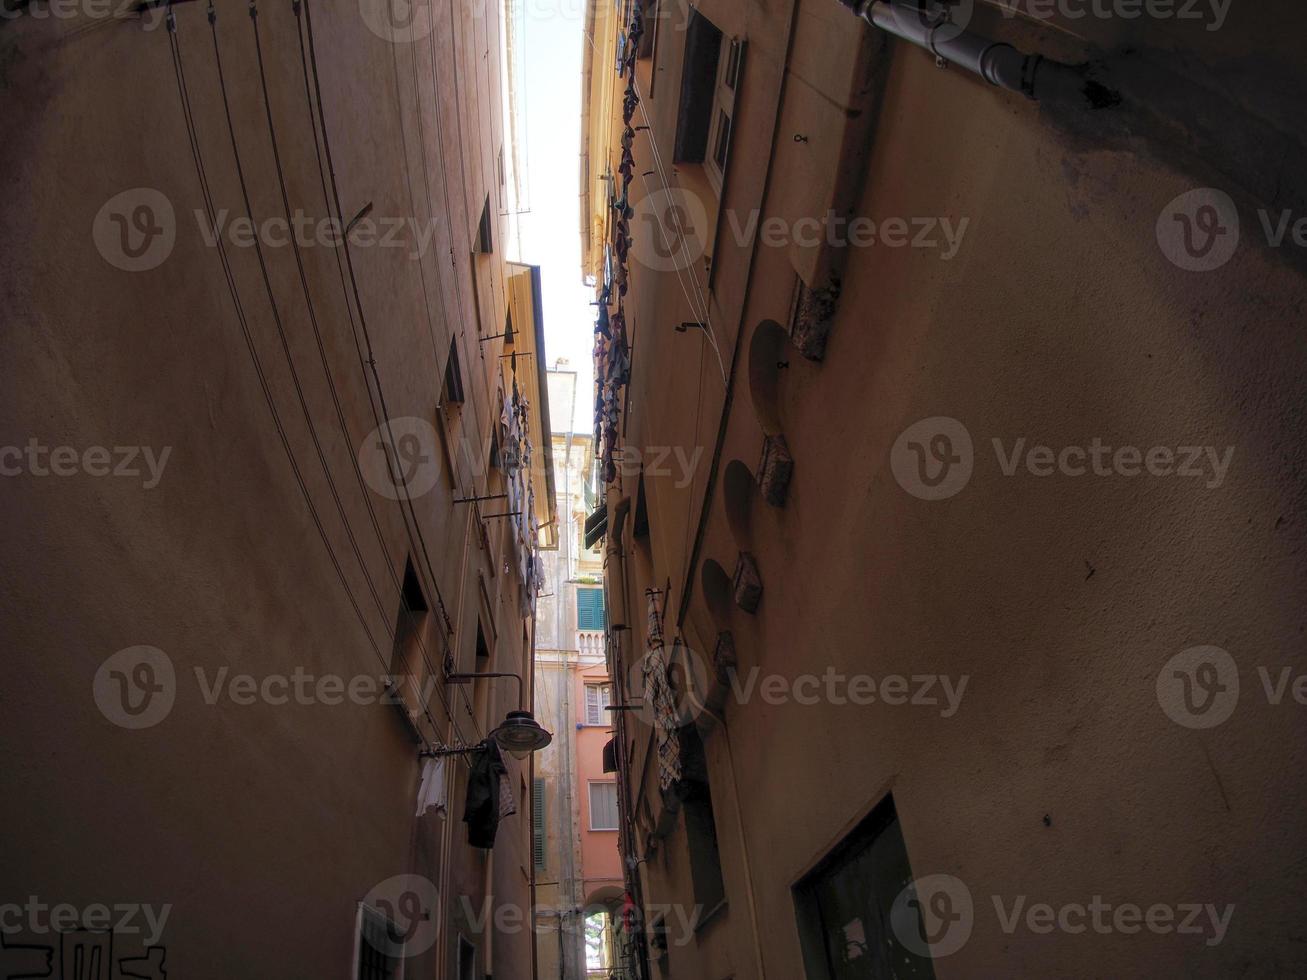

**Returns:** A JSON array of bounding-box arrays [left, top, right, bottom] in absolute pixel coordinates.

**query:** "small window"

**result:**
[[355, 905, 405, 980], [636, 0, 657, 59], [475, 195, 493, 253], [711, 107, 731, 174], [672, 11, 724, 166], [533, 777, 547, 871], [457, 937, 476, 980], [632, 475, 649, 538], [585, 683, 613, 725], [681, 725, 727, 913], [388, 560, 429, 720], [704, 36, 742, 192], [722, 37, 742, 90], [576, 587, 606, 631], [793, 794, 934, 978], [442, 337, 465, 406], [589, 781, 619, 830]]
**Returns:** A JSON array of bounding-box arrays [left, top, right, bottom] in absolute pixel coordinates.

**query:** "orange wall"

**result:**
[[575, 662, 624, 899]]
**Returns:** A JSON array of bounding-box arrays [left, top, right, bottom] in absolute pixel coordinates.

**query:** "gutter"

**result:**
[[579, 0, 598, 281], [835, 0, 1120, 108]]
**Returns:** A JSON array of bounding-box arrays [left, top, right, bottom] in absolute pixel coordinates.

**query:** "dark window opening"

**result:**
[[793, 794, 936, 979], [475, 195, 494, 254], [357, 906, 404, 980], [673, 10, 724, 164], [633, 474, 649, 538], [723, 38, 742, 90], [675, 721, 726, 916], [636, 0, 657, 58], [390, 559, 429, 676], [712, 107, 731, 173], [457, 937, 477, 980], [683, 779, 726, 914], [443, 337, 466, 405]]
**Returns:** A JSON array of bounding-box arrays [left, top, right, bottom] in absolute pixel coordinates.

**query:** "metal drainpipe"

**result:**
[[839, 0, 1117, 107]]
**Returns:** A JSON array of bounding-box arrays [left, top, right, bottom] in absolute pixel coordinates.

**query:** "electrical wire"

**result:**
[[165, 1, 443, 752], [298, 0, 489, 745], [247, 0, 483, 750]]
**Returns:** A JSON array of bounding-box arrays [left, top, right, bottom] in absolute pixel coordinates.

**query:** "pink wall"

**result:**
[[574, 661, 624, 902]]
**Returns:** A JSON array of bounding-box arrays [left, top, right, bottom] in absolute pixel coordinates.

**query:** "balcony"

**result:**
[[577, 630, 605, 660]]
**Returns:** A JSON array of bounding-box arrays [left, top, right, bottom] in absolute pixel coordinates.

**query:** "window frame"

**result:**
[[584, 682, 614, 725], [576, 586, 606, 631], [704, 36, 742, 193], [588, 780, 620, 831], [353, 903, 407, 980], [533, 777, 548, 872]]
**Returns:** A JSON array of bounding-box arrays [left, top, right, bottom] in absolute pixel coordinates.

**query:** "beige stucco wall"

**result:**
[[0, 1, 546, 977], [591, 0, 1307, 977]]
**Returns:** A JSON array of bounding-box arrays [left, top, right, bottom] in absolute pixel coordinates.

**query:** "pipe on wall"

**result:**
[[840, 0, 1119, 108]]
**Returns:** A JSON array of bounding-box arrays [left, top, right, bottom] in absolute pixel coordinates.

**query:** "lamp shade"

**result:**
[[491, 710, 553, 759]]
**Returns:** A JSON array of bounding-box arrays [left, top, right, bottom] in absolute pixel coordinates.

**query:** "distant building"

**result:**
[[533, 368, 625, 979]]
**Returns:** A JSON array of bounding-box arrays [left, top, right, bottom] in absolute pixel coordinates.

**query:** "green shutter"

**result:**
[[576, 587, 606, 630], [533, 778, 547, 871]]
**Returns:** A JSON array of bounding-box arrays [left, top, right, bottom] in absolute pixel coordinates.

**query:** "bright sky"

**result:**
[[513, 0, 594, 435]]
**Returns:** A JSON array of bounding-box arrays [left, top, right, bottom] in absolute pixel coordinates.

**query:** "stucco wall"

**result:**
[[594, 0, 1307, 977], [0, 0, 539, 976]]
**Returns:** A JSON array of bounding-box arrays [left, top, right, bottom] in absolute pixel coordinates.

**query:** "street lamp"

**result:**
[[444, 671, 553, 759]]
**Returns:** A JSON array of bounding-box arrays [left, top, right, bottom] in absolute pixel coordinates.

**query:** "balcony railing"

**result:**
[[577, 630, 605, 659]]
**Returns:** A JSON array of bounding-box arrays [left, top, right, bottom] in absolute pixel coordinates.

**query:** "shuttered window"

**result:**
[[576, 587, 605, 631], [585, 683, 613, 725], [589, 781, 619, 831], [532, 778, 547, 872]]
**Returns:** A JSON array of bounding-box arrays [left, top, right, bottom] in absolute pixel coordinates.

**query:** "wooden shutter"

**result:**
[[576, 587, 605, 631], [532, 778, 546, 871]]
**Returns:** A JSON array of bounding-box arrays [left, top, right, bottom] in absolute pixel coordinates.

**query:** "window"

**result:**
[[793, 794, 935, 979], [442, 337, 465, 405], [585, 683, 613, 725], [632, 474, 649, 537], [683, 780, 726, 913], [387, 560, 428, 726], [533, 777, 547, 871], [704, 37, 742, 191], [355, 905, 405, 980], [672, 11, 723, 166], [589, 781, 619, 830], [457, 937, 476, 980], [475, 195, 493, 253], [636, 0, 657, 59], [576, 587, 605, 631], [680, 723, 726, 916]]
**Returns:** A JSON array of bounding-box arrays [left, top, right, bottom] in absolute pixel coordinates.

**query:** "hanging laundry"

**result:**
[[643, 590, 682, 791], [498, 772, 518, 820], [463, 742, 509, 848], [415, 756, 448, 818]]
